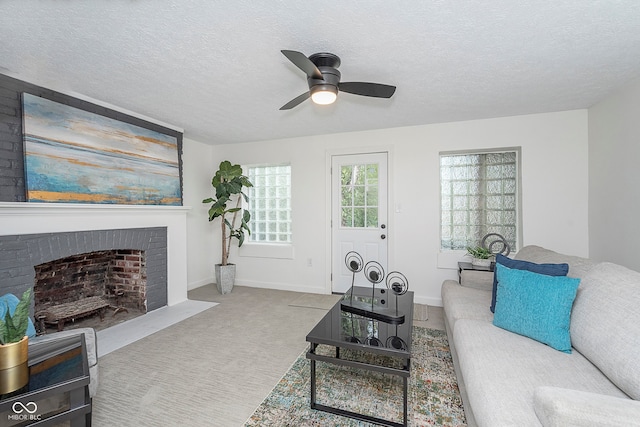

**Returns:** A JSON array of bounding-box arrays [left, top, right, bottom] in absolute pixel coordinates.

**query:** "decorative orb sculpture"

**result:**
[[386, 335, 407, 351], [345, 251, 364, 273], [364, 261, 385, 286], [363, 261, 385, 310], [386, 271, 409, 296], [481, 233, 510, 257], [345, 251, 364, 302], [367, 336, 382, 347]]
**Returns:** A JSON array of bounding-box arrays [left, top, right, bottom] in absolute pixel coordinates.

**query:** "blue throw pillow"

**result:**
[[0, 293, 37, 338], [490, 253, 569, 313], [493, 264, 580, 353]]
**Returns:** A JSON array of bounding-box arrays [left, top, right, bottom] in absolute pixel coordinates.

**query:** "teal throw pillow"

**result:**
[[493, 264, 580, 353], [0, 293, 37, 338], [490, 253, 569, 313]]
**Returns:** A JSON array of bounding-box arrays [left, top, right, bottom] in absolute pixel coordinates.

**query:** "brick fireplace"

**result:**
[[0, 227, 168, 326], [0, 202, 189, 312], [34, 249, 147, 313]]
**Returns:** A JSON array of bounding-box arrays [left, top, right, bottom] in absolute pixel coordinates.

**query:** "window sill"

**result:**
[[238, 242, 294, 259]]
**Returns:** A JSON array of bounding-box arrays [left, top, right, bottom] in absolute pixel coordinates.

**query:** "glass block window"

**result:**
[[246, 164, 291, 243], [340, 163, 379, 228], [440, 150, 519, 251]]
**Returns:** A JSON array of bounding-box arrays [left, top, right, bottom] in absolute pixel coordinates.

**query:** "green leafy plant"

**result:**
[[0, 289, 32, 345], [203, 161, 253, 266], [466, 246, 493, 260]]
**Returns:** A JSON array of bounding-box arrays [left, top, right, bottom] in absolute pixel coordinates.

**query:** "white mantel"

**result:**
[[0, 202, 191, 306]]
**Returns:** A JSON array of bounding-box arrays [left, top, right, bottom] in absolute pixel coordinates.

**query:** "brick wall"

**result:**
[[34, 249, 148, 313], [34, 251, 111, 310], [109, 249, 147, 310], [0, 73, 184, 202]]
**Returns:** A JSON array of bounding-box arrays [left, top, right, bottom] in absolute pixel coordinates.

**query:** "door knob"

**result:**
[[381, 234, 386, 239], [381, 224, 386, 229]]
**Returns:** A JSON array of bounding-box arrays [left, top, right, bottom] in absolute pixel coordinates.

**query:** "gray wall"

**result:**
[[0, 73, 183, 203], [589, 76, 640, 272]]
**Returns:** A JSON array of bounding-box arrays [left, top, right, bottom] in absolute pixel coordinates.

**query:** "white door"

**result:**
[[331, 153, 388, 293]]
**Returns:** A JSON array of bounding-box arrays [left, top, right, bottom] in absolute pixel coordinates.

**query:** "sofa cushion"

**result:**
[[453, 319, 628, 427], [514, 245, 596, 279], [533, 386, 640, 427], [441, 280, 493, 333], [493, 265, 580, 353], [570, 262, 640, 400], [491, 253, 569, 312]]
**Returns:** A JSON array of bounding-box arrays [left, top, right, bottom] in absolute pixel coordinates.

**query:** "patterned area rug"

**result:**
[[245, 327, 466, 426]]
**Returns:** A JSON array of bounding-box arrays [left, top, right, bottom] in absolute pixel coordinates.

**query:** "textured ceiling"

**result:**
[[1, 1, 640, 145]]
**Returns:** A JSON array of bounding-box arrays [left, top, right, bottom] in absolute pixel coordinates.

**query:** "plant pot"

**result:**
[[0, 335, 29, 394], [471, 257, 492, 268], [215, 264, 236, 294]]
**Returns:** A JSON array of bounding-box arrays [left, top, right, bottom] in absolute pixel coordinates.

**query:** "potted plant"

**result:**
[[466, 246, 494, 268], [203, 161, 253, 294], [0, 288, 32, 393]]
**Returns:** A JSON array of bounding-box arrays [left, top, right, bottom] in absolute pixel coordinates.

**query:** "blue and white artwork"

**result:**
[[22, 93, 181, 205]]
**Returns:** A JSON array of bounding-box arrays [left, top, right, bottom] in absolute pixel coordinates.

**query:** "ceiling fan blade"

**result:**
[[281, 50, 323, 80], [279, 91, 311, 110], [338, 82, 396, 98]]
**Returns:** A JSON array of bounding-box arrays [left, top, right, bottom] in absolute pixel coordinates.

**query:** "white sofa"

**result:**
[[441, 245, 640, 426]]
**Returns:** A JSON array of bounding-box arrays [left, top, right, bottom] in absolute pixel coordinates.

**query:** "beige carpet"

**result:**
[[288, 292, 341, 310], [91, 285, 441, 426], [92, 286, 332, 426]]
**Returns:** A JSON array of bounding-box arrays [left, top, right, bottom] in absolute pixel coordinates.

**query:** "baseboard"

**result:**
[[238, 279, 328, 295], [188, 277, 213, 290], [414, 295, 443, 307], [190, 277, 443, 306]]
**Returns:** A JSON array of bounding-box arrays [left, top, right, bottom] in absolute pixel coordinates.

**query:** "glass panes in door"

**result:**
[[340, 163, 378, 228]]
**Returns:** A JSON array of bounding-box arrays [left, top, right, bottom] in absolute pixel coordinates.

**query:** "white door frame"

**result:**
[[324, 146, 395, 294]]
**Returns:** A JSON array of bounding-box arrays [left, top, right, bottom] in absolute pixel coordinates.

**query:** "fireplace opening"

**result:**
[[33, 249, 147, 333]]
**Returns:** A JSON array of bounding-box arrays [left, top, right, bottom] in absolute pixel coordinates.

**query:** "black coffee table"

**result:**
[[306, 286, 414, 427], [0, 334, 91, 426]]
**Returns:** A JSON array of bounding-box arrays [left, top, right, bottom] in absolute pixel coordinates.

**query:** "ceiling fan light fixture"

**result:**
[[310, 85, 338, 105], [279, 50, 395, 110]]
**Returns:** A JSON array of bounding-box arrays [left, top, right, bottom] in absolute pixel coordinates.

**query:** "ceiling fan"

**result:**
[[279, 50, 396, 110]]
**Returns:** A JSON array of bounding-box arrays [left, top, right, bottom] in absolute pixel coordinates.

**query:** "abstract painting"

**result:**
[[22, 93, 181, 205]]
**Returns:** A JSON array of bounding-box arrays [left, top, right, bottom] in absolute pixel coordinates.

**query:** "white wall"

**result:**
[[588, 77, 640, 271], [204, 110, 589, 306], [182, 138, 217, 289]]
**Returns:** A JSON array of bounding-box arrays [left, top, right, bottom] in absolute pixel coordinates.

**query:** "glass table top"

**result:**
[[307, 286, 414, 357]]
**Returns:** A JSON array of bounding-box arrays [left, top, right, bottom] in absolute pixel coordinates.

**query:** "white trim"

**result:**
[[415, 295, 443, 307], [0, 202, 191, 216], [239, 279, 326, 295], [324, 145, 395, 295], [438, 147, 522, 252], [245, 163, 292, 245], [188, 277, 214, 290]]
